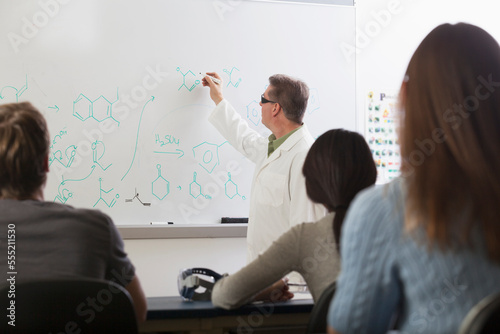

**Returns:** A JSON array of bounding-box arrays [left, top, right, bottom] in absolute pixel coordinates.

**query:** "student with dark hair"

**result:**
[[303, 129, 378, 253], [0, 102, 148, 322], [328, 23, 500, 334], [210, 129, 377, 310]]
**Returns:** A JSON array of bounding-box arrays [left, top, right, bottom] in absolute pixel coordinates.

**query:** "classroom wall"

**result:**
[[124, 237, 246, 297], [354, 0, 500, 134], [125, 0, 500, 298]]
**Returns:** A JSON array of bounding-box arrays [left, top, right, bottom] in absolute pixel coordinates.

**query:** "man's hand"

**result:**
[[201, 72, 224, 105]]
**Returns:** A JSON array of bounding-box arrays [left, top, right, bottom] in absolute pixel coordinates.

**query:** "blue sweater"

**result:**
[[328, 178, 500, 334]]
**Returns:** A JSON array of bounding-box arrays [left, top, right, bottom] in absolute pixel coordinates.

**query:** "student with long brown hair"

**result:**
[[211, 129, 376, 309], [328, 23, 500, 334]]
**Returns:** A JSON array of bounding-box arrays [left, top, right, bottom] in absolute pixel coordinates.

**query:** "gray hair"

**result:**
[[268, 74, 309, 124]]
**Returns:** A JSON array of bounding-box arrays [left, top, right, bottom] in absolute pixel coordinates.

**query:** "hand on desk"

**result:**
[[253, 278, 294, 303]]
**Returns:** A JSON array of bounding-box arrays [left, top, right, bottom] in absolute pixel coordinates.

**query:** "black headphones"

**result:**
[[177, 268, 223, 301]]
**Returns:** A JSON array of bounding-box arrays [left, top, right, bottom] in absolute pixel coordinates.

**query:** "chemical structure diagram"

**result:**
[[306, 88, 320, 114], [73, 88, 120, 125], [93, 177, 119, 208], [246, 100, 261, 126], [53, 165, 96, 204], [54, 188, 73, 204], [49, 145, 77, 168], [223, 67, 242, 88], [92, 140, 111, 171], [177, 67, 200, 92], [0, 75, 28, 102], [225, 172, 246, 200], [49, 128, 68, 149], [49, 128, 77, 168], [192, 141, 228, 174], [125, 188, 151, 206], [152, 164, 170, 200], [189, 172, 211, 200]]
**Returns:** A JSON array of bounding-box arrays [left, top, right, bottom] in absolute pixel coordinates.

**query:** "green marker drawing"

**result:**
[[0, 75, 28, 102], [121, 96, 155, 181], [54, 165, 96, 203], [73, 88, 120, 125]]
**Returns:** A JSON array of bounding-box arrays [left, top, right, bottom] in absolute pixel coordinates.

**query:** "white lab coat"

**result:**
[[209, 99, 327, 263]]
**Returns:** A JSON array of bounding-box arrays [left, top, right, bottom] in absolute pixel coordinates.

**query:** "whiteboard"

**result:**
[[0, 0, 355, 225]]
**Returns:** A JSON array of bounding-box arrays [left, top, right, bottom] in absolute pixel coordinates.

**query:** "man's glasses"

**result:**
[[261, 94, 277, 104]]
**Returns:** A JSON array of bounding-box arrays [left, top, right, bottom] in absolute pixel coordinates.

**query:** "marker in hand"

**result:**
[[200, 73, 221, 85]]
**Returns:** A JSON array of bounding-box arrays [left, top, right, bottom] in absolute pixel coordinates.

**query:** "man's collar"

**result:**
[[267, 125, 303, 157]]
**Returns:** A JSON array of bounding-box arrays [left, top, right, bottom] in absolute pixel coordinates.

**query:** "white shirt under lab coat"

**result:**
[[208, 99, 327, 262]]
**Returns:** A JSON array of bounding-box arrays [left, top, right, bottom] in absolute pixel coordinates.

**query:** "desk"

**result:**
[[140, 296, 314, 334]]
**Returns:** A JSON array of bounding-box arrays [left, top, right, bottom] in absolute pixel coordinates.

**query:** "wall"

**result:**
[[124, 237, 246, 297], [354, 0, 500, 134]]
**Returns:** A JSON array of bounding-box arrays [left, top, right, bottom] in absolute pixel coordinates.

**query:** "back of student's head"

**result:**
[[0, 102, 49, 199], [303, 129, 377, 251], [400, 23, 500, 261]]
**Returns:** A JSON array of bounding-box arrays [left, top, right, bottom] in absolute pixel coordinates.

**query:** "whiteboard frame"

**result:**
[[247, 0, 355, 6]]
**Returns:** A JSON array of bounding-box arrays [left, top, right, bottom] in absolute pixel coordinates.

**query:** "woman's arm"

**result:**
[[253, 277, 294, 302], [211, 224, 303, 309]]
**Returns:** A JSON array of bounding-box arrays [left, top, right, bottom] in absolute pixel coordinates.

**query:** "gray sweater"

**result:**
[[212, 213, 340, 309], [0, 199, 135, 286]]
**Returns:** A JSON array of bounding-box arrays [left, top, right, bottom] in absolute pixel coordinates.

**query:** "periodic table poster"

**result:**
[[365, 91, 401, 184]]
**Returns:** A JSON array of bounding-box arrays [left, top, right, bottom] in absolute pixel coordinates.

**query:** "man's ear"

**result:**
[[272, 103, 282, 118]]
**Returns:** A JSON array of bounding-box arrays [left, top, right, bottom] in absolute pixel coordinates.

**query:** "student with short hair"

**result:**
[[211, 129, 377, 310], [328, 23, 500, 334], [0, 102, 147, 322]]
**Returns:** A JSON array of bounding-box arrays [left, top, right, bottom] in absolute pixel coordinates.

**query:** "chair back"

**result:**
[[0, 278, 138, 334], [305, 281, 336, 334], [458, 292, 500, 334]]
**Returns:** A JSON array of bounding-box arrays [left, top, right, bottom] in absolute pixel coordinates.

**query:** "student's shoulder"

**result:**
[[299, 212, 335, 231], [46, 201, 114, 226], [289, 213, 335, 242], [351, 178, 404, 213], [345, 178, 405, 236], [76, 207, 115, 227]]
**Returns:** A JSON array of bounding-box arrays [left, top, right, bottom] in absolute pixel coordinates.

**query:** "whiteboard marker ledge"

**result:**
[[118, 224, 247, 240]]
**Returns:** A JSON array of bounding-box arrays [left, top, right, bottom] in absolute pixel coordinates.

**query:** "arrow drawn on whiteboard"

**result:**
[[121, 96, 155, 181], [153, 149, 184, 158], [54, 165, 96, 204], [48, 105, 59, 112]]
